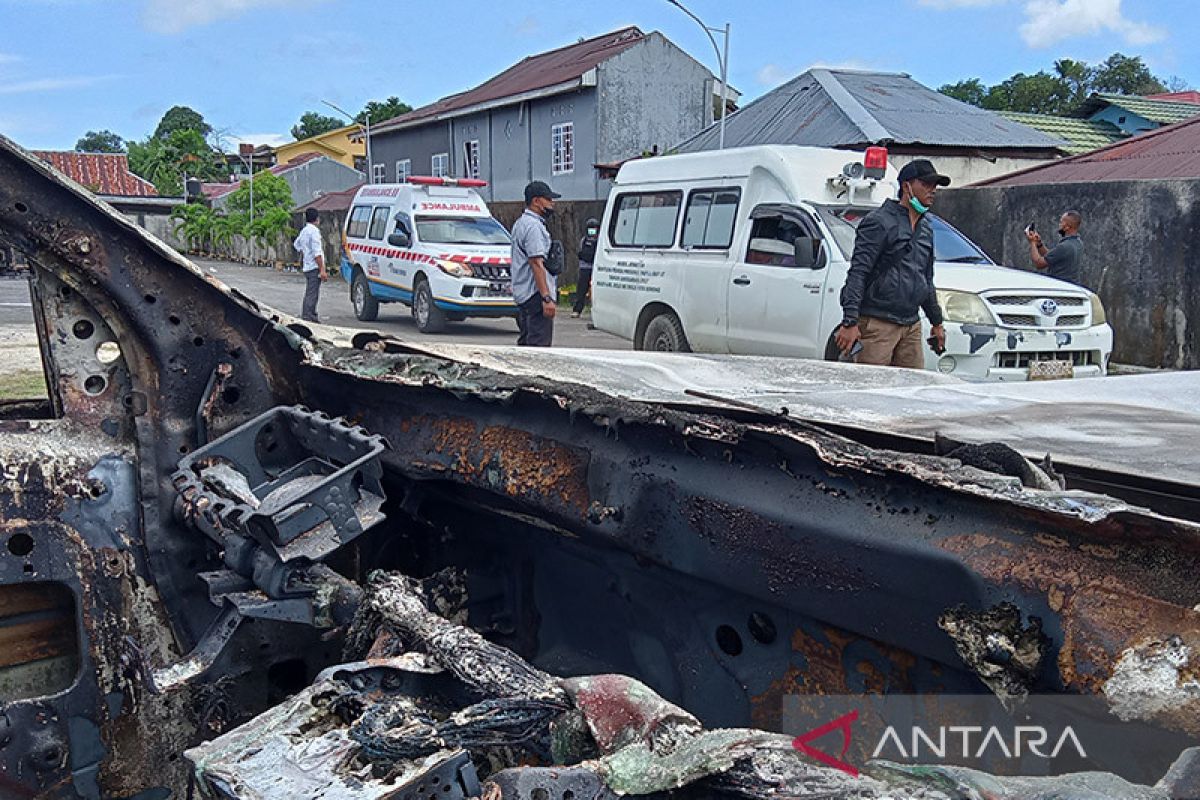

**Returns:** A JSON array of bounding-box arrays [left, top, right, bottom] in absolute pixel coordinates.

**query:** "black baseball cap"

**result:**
[[524, 180, 561, 203], [897, 159, 951, 187]]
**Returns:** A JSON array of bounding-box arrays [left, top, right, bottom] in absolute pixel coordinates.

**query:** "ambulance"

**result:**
[[591, 145, 1114, 381], [340, 177, 515, 333]]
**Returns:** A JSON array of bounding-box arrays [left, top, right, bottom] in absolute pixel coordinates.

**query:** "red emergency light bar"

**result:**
[[406, 176, 489, 188], [863, 146, 888, 179]]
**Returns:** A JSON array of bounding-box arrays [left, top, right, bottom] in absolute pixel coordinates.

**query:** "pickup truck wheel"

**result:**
[[824, 331, 841, 361], [413, 278, 447, 333], [641, 312, 690, 352], [351, 271, 379, 322]]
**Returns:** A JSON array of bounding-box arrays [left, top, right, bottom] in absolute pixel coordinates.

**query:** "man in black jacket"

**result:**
[[835, 159, 949, 369], [572, 217, 599, 317]]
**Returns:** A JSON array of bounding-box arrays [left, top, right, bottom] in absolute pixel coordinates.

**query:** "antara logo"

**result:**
[[791, 712, 1088, 778]]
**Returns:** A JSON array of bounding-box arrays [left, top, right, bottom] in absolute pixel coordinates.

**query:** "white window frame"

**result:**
[[463, 140, 480, 179], [431, 152, 449, 178], [371, 163, 385, 183], [395, 159, 411, 182], [551, 122, 574, 175]]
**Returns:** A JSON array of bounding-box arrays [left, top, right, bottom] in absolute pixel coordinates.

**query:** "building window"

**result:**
[[395, 159, 411, 182], [463, 140, 480, 179], [681, 188, 741, 249], [372, 163, 385, 183], [609, 191, 682, 248], [432, 153, 449, 178], [552, 122, 574, 175]]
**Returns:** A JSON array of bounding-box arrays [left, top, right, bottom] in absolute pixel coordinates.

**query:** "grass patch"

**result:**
[[0, 370, 47, 401]]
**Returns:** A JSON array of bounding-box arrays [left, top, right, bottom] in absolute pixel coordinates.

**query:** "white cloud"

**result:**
[[141, 0, 328, 34], [1019, 0, 1165, 48], [917, 0, 1005, 7], [756, 64, 792, 86], [227, 132, 290, 148], [0, 75, 117, 95]]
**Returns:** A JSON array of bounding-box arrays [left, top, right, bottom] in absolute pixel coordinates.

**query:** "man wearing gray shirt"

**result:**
[[511, 180, 560, 346]]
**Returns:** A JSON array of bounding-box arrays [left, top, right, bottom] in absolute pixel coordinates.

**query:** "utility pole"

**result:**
[[322, 99, 372, 183], [235, 149, 255, 265], [666, 0, 731, 149]]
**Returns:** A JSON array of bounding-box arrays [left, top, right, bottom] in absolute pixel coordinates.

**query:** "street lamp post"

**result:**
[[666, 0, 730, 149], [234, 150, 255, 265], [322, 99, 372, 183]]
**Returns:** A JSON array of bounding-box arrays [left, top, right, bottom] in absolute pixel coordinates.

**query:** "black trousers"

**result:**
[[301, 269, 321, 322], [572, 266, 593, 313], [516, 295, 553, 347]]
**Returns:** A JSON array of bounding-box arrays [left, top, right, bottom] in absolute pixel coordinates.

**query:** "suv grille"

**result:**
[[996, 351, 1097, 369], [472, 263, 511, 280], [982, 292, 1090, 329]]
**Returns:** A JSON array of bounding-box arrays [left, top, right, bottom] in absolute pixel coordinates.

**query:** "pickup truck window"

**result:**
[[347, 205, 372, 238], [818, 206, 993, 264], [681, 188, 740, 249], [610, 191, 682, 248], [368, 206, 391, 241], [414, 216, 511, 245]]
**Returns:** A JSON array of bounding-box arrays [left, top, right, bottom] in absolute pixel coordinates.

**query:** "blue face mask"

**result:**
[[907, 183, 930, 215]]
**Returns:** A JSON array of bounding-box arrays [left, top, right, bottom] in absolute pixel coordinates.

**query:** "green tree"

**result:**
[[939, 78, 987, 107], [291, 112, 344, 140], [128, 129, 223, 195], [153, 105, 213, 140], [226, 171, 295, 245], [1054, 58, 1094, 106], [75, 130, 125, 153], [983, 71, 1072, 114], [1092, 53, 1167, 96], [170, 202, 216, 251], [356, 96, 413, 127]]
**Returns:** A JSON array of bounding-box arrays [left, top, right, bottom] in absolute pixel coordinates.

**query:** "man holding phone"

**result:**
[[835, 159, 948, 369], [1025, 211, 1084, 287]]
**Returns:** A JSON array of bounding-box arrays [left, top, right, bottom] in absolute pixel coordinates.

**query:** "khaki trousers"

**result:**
[[856, 316, 924, 369]]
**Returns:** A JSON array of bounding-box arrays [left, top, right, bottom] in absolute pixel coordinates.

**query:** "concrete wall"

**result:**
[[527, 90, 599, 201], [281, 158, 364, 207], [596, 32, 713, 164], [1089, 106, 1156, 135], [370, 124, 453, 184], [890, 153, 1057, 188], [490, 200, 606, 286], [935, 178, 1200, 369]]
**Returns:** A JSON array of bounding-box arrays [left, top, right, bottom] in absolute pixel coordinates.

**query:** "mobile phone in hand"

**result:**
[[1025, 221, 1036, 234], [927, 335, 946, 355], [839, 340, 863, 362]]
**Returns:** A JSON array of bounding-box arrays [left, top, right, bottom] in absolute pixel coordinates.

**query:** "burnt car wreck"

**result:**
[[1, 133, 1200, 799]]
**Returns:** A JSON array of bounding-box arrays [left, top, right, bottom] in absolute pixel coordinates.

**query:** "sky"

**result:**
[[0, 0, 1193, 151]]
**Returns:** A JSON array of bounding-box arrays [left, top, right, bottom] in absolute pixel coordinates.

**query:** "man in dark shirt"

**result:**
[[1026, 210, 1084, 286], [835, 159, 948, 369]]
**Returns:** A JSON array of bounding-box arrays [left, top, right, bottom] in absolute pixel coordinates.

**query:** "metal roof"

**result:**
[[972, 114, 1200, 186], [1076, 93, 1200, 125], [998, 112, 1127, 155], [31, 151, 158, 197], [372, 28, 646, 135], [675, 69, 1068, 153]]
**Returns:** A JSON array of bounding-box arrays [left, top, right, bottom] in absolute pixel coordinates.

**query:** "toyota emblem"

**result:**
[[1040, 298, 1059, 316]]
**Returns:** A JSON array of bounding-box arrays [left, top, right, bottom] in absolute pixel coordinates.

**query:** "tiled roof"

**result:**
[[676, 69, 1067, 153], [32, 151, 158, 197], [973, 114, 1200, 186], [1078, 93, 1200, 125], [1147, 91, 1200, 105], [372, 27, 646, 134], [998, 112, 1127, 155]]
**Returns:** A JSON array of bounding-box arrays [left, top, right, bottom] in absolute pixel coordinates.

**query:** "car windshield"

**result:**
[[816, 206, 993, 264], [414, 216, 511, 245]]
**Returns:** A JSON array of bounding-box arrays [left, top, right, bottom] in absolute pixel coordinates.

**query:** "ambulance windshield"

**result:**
[[415, 216, 511, 245]]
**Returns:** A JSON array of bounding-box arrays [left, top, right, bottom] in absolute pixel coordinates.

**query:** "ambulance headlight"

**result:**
[[936, 289, 994, 325], [436, 259, 474, 278], [1088, 292, 1107, 325]]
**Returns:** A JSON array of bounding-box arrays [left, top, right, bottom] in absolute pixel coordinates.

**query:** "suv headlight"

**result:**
[[936, 289, 995, 325], [1089, 292, 1107, 325], [436, 259, 474, 278]]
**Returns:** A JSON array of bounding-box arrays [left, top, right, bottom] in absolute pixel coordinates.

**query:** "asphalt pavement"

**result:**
[[193, 258, 631, 350]]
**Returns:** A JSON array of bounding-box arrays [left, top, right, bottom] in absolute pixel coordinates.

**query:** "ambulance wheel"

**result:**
[[641, 311, 690, 352], [413, 278, 447, 333], [352, 271, 379, 322]]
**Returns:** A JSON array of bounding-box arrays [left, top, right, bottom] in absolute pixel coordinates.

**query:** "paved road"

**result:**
[[194, 258, 630, 350]]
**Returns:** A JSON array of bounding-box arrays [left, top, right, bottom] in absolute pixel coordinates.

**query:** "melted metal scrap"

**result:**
[[938, 603, 1048, 707]]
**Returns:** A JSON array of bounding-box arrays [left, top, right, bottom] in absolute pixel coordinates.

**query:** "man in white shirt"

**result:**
[[293, 207, 327, 322]]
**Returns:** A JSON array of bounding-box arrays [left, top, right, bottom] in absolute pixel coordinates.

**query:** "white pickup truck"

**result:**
[[591, 145, 1112, 381]]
